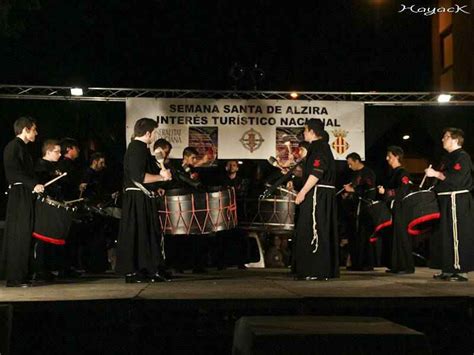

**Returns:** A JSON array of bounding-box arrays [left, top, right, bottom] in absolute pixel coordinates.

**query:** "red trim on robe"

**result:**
[[374, 220, 392, 233]]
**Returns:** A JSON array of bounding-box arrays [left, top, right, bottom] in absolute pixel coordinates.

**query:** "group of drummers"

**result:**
[[1, 116, 473, 286]]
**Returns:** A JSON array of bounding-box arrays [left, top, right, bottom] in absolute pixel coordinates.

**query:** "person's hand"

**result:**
[[424, 167, 437, 178], [378, 185, 385, 195], [79, 183, 87, 192], [160, 169, 172, 181], [343, 184, 354, 192], [111, 191, 119, 200], [295, 190, 306, 205], [33, 184, 44, 194], [286, 181, 294, 191], [157, 188, 166, 197]]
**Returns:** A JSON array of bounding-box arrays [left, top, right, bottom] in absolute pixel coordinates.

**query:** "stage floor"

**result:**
[[1, 267, 474, 302]]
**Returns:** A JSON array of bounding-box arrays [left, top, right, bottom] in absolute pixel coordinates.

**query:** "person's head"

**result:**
[[90, 152, 106, 171], [183, 147, 199, 167], [346, 152, 364, 171], [133, 118, 158, 144], [61, 138, 80, 160], [442, 127, 464, 152], [14, 116, 38, 143], [304, 119, 325, 142], [226, 160, 239, 175], [153, 138, 172, 159], [42, 139, 61, 162], [386, 145, 403, 168]]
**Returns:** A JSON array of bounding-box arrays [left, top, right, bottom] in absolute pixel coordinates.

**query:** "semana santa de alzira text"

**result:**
[[159, 103, 341, 126]]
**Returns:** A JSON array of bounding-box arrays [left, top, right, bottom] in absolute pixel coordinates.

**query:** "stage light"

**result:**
[[402, 135, 410, 140], [238, 161, 243, 165], [437, 94, 452, 103], [290, 92, 299, 99], [70, 87, 83, 96]]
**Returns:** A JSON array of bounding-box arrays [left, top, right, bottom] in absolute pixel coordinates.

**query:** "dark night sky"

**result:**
[[1, 0, 434, 91]]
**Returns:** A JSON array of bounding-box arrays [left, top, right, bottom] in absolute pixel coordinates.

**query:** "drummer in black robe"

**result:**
[[343, 152, 377, 271], [1, 117, 44, 287], [294, 119, 339, 281], [32, 139, 63, 281], [116, 118, 172, 283], [378, 146, 414, 274], [57, 138, 85, 201], [425, 128, 474, 281]]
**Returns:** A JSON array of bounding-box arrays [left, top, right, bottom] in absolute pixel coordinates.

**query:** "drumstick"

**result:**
[[419, 164, 432, 189], [64, 197, 84, 205], [44, 172, 68, 187], [336, 187, 345, 196]]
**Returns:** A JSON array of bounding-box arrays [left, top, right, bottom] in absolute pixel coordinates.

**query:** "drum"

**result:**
[[364, 200, 392, 243], [401, 190, 440, 236], [157, 187, 237, 235], [240, 193, 295, 234], [32, 195, 76, 245]]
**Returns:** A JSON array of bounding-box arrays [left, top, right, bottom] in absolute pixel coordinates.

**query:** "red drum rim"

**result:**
[[32, 232, 66, 245], [407, 212, 441, 235]]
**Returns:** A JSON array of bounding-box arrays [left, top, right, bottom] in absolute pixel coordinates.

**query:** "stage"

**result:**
[[1, 268, 474, 354]]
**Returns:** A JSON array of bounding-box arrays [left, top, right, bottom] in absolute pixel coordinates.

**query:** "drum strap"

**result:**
[[310, 185, 335, 253], [437, 189, 469, 270], [124, 187, 141, 192]]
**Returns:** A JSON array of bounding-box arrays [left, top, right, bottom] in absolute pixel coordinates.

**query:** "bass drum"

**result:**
[[401, 190, 440, 236], [157, 187, 237, 235]]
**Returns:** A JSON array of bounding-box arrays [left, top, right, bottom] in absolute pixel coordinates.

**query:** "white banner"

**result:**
[[126, 98, 365, 161]]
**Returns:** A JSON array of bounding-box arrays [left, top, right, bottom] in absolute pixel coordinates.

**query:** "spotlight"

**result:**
[[70, 88, 83, 96], [290, 92, 299, 99], [238, 161, 243, 165], [402, 135, 410, 140], [437, 94, 452, 103]]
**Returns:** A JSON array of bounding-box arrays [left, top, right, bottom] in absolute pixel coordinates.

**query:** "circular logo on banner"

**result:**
[[240, 128, 265, 153]]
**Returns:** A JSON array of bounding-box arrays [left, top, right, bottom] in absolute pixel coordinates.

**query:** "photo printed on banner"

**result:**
[[276, 127, 304, 164], [189, 126, 218, 167]]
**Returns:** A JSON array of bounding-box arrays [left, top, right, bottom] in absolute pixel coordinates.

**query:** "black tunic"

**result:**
[[35, 158, 64, 200], [0, 137, 38, 281], [57, 157, 82, 200], [294, 139, 339, 279], [116, 140, 163, 275], [347, 166, 377, 270], [430, 149, 474, 273], [383, 166, 414, 272]]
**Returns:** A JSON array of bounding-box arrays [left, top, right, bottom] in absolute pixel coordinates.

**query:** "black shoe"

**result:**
[[295, 276, 329, 281], [447, 274, 468, 282], [125, 273, 148, 284], [237, 264, 247, 270], [58, 268, 82, 279], [32, 271, 56, 282], [149, 272, 171, 283], [192, 267, 208, 274], [433, 272, 452, 280], [6, 280, 33, 288], [393, 270, 414, 275]]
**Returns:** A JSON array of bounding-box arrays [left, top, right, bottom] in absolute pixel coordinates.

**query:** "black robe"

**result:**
[[347, 166, 377, 270], [35, 158, 63, 200], [382, 166, 414, 272], [57, 157, 82, 200], [430, 149, 474, 273], [0, 137, 38, 281], [116, 140, 163, 275], [294, 139, 339, 279]]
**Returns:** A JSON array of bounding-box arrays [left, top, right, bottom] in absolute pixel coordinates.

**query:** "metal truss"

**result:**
[[1, 85, 474, 105]]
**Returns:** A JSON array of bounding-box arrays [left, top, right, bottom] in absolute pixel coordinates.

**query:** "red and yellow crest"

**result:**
[[331, 129, 349, 155]]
